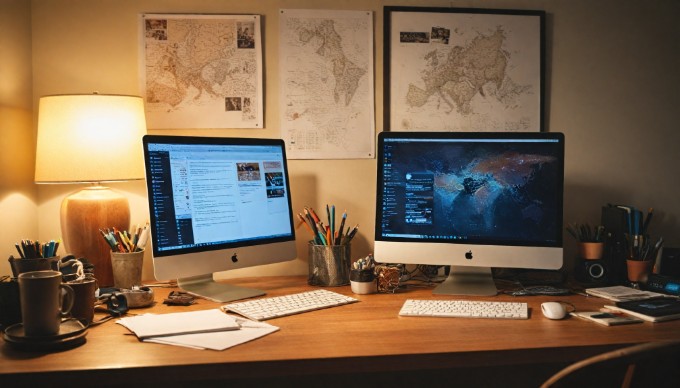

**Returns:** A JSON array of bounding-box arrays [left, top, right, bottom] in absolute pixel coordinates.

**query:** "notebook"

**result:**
[[605, 297, 680, 323]]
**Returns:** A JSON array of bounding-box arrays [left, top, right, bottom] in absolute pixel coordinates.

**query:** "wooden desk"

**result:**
[[2, 276, 680, 386]]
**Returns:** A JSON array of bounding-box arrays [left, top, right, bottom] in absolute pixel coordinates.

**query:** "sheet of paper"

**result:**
[[144, 317, 279, 351], [117, 309, 240, 339]]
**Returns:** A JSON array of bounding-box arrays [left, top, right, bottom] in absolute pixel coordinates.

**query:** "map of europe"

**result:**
[[390, 12, 542, 132], [142, 14, 262, 129]]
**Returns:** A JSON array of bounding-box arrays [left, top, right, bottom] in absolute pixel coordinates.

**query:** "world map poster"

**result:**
[[385, 7, 544, 132], [140, 14, 263, 129]]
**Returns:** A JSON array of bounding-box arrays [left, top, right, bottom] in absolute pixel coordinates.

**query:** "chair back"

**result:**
[[541, 340, 680, 388]]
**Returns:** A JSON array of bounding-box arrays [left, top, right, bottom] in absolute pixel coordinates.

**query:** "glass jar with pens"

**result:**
[[298, 205, 357, 287]]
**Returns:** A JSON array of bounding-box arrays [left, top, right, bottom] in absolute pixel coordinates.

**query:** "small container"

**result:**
[[308, 242, 350, 286], [111, 250, 144, 289], [578, 242, 604, 260], [8, 256, 60, 278], [350, 269, 376, 294]]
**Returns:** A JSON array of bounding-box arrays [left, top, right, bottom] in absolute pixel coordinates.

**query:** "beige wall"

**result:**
[[2, 0, 679, 279], [0, 0, 38, 276]]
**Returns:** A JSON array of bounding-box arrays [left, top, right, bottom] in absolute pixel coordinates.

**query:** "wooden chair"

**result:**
[[541, 340, 680, 388]]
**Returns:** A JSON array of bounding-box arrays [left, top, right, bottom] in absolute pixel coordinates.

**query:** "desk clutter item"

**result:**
[[601, 204, 662, 285], [164, 291, 195, 306], [116, 309, 279, 351], [3, 318, 87, 351], [117, 309, 239, 339], [18, 270, 74, 337], [570, 311, 643, 326], [605, 297, 680, 323], [585, 285, 664, 302], [99, 224, 149, 287], [399, 299, 529, 319], [110, 250, 144, 289], [0, 276, 21, 329], [221, 289, 358, 321], [350, 254, 377, 294], [297, 205, 358, 246], [307, 242, 350, 286], [9, 256, 60, 278], [300, 205, 357, 287], [376, 265, 401, 293]]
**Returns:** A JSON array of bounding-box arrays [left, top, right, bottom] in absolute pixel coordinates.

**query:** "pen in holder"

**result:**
[[308, 242, 350, 287], [350, 254, 377, 294], [299, 204, 357, 287], [101, 224, 149, 289]]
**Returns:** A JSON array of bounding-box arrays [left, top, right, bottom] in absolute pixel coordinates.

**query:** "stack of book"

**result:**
[[585, 285, 680, 323]]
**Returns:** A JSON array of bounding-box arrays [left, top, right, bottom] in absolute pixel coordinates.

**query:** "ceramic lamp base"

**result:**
[[60, 185, 130, 286]]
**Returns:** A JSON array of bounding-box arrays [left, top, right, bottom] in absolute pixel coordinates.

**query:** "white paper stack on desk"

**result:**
[[585, 285, 665, 302], [117, 309, 279, 350]]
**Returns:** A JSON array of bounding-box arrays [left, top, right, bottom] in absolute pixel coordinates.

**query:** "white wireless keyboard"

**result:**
[[399, 299, 529, 319], [221, 289, 358, 321]]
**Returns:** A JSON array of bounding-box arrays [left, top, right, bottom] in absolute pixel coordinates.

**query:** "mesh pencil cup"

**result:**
[[307, 242, 350, 286]]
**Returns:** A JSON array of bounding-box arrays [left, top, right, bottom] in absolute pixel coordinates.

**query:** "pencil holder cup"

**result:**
[[110, 250, 144, 290], [350, 269, 376, 294], [8, 256, 60, 278], [578, 242, 604, 260], [626, 259, 653, 283], [308, 242, 350, 287]]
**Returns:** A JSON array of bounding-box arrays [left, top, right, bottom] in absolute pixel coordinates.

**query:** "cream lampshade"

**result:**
[[35, 94, 147, 286]]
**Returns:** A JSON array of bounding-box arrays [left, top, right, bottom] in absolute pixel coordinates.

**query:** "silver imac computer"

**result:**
[[142, 135, 297, 302], [374, 131, 564, 296]]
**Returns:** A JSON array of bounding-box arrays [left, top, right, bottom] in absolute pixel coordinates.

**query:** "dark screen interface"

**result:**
[[379, 137, 562, 246]]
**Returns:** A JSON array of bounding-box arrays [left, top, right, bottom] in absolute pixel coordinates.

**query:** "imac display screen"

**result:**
[[142, 135, 296, 302], [374, 131, 564, 296]]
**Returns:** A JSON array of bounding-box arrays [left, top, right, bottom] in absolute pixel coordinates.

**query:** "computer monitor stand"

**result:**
[[433, 266, 498, 296], [178, 274, 265, 303]]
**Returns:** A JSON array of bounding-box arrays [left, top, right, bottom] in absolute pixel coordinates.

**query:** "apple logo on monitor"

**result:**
[[465, 251, 473, 260], [231, 253, 238, 263]]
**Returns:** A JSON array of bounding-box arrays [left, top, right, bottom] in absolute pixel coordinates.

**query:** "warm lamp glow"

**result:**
[[35, 94, 146, 183], [35, 94, 147, 286]]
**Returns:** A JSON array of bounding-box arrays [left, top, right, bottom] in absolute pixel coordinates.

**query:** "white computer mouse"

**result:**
[[541, 302, 567, 320]]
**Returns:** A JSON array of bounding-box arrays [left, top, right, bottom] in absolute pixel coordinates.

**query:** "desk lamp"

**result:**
[[34, 94, 147, 286]]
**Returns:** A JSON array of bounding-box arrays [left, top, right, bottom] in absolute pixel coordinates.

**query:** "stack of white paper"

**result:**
[[585, 286, 665, 302], [117, 309, 279, 351]]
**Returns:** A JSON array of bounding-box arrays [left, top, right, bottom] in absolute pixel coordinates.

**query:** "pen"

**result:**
[[330, 205, 335, 245], [298, 213, 319, 244], [15, 243, 25, 259], [308, 207, 321, 223], [345, 224, 359, 244], [337, 210, 347, 245], [642, 207, 653, 235]]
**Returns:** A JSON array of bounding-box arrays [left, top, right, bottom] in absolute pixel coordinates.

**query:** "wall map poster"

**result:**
[[384, 7, 545, 132], [140, 14, 263, 129], [279, 9, 375, 159]]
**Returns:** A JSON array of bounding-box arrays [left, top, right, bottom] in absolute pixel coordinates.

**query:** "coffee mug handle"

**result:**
[[59, 284, 75, 317]]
